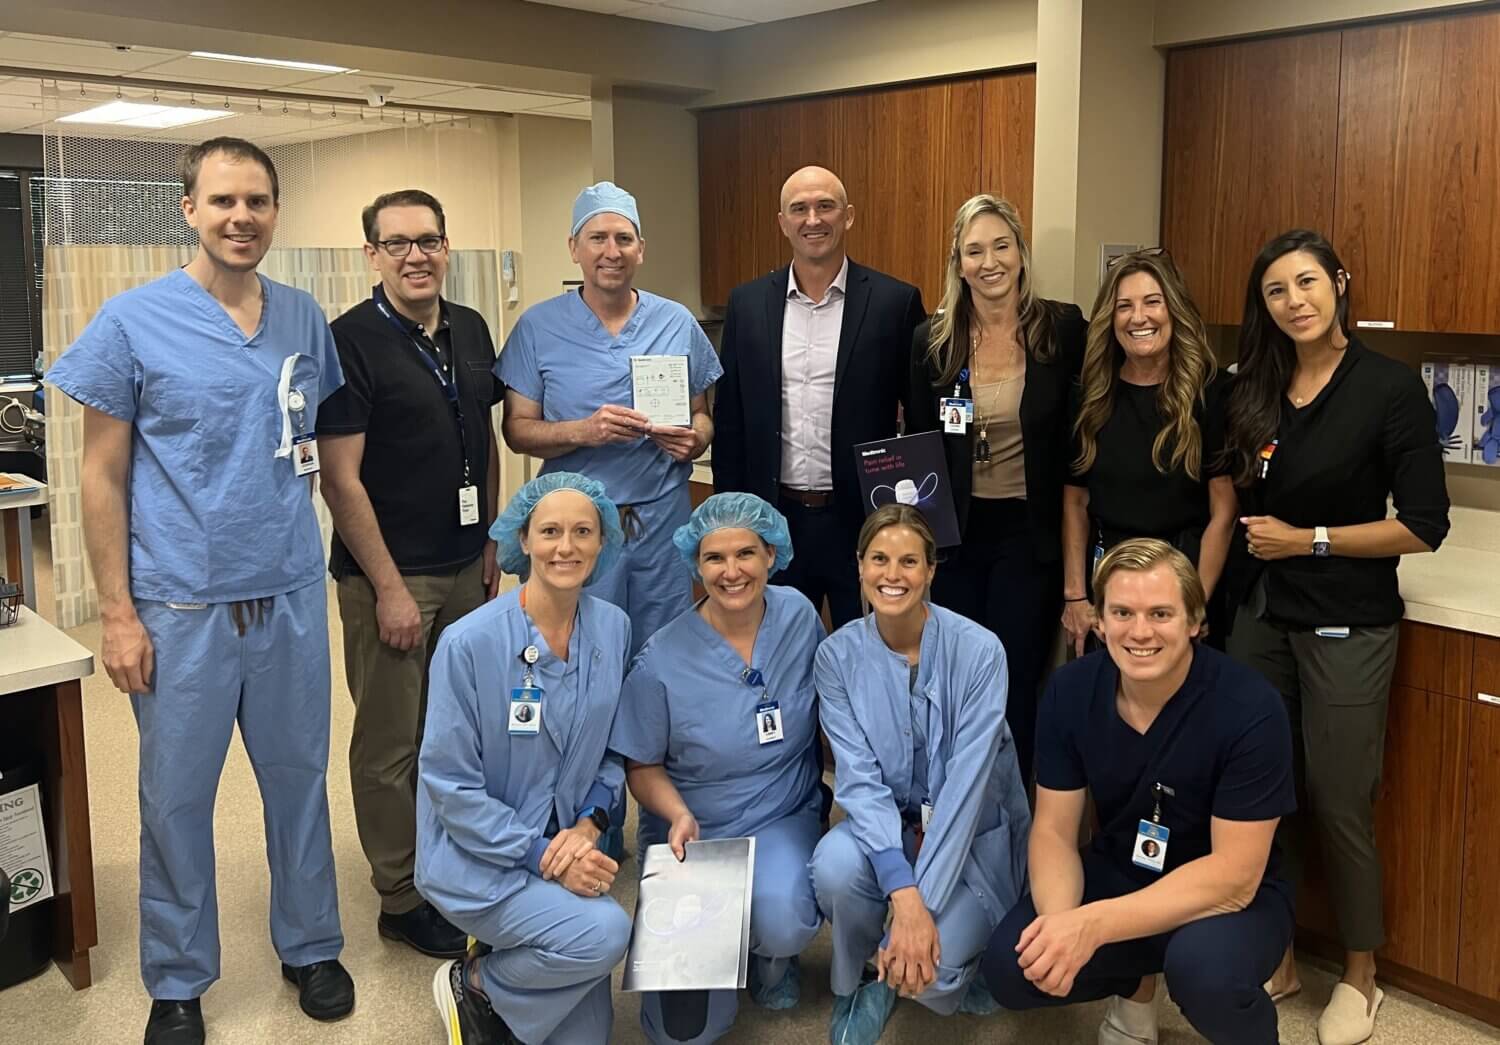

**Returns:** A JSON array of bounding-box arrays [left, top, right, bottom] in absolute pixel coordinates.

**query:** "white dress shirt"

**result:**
[[780, 257, 848, 491]]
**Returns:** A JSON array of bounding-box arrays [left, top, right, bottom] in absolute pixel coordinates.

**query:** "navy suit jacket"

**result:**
[[711, 259, 926, 538]]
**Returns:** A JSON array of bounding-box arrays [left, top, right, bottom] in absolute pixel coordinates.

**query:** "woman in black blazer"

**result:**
[[907, 193, 1087, 787]]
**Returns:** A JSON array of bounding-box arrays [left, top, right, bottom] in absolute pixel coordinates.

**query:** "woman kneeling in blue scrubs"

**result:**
[[610, 492, 825, 1043], [417, 472, 634, 1045], [811, 504, 1032, 1044]]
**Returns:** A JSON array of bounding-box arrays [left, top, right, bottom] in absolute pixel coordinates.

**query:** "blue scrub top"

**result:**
[[416, 589, 631, 911], [495, 289, 722, 505], [610, 585, 824, 846], [1036, 645, 1296, 889], [46, 269, 343, 603]]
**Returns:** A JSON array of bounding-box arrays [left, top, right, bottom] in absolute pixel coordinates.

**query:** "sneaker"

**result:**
[[280, 958, 355, 1022], [1098, 983, 1159, 1045], [829, 980, 897, 1045], [432, 958, 516, 1045], [143, 999, 204, 1045], [379, 902, 469, 958], [749, 955, 801, 1010]]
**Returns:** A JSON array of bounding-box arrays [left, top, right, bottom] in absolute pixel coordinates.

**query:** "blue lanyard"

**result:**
[[373, 284, 472, 482]]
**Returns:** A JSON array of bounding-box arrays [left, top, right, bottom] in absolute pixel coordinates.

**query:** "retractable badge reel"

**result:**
[[510, 644, 542, 735], [743, 667, 783, 745], [1133, 782, 1173, 873], [287, 387, 320, 476]]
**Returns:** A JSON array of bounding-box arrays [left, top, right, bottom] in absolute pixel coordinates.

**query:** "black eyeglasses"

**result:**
[[1107, 245, 1169, 270], [373, 235, 447, 258]]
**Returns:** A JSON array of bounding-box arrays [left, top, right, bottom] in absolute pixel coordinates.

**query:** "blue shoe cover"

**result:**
[[749, 955, 801, 1010], [829, 980, 896, 1045]]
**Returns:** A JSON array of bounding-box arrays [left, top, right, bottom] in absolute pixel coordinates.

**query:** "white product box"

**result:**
[[1472, 362, 1500, 466], [1422, 360, 1474, 462]]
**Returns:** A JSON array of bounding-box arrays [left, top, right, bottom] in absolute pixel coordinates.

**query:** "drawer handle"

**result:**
[[1481, 692, 1500, 707]]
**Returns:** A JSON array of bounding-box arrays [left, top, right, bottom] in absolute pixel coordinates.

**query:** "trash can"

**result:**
[[0, 750, 53, 989]]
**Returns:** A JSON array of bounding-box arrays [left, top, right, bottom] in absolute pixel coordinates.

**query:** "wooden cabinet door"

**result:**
[[1336, 10, 1500, 333], [1394, 620, 1474, 700], [1459, 699, 1500, 1000], [1375, 685, 1469, 980], [1161, 32, 1341, 325]]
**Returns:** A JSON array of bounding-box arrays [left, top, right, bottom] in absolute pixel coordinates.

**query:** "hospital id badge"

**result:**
[[1132, 819, 1169, 873], [509, 687, 541, 735], [458, 484, 480, 526], [921, 802, 934, 831], [291, 433, 320, 476], [940, 397, 972, 434], [755, 701, 784, 744]]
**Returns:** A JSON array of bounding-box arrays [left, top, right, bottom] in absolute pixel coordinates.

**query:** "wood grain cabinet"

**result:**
[[1161, 32, 1341, 326], [1162, 6, 1500, 334], [1296, 622, 1500, 1026], [697, 69, 1036, 309]]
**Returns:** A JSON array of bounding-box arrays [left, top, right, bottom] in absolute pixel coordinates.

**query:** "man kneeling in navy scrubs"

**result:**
[[981, 538, 1295, 1045]]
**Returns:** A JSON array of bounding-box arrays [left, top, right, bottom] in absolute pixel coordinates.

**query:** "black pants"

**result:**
[[982, 850, 1293, 1045], [930, 497, 1059, 787], [773, 497, 862, 629]]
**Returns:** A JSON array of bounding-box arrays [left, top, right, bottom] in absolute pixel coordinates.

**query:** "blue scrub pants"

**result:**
[[132, 580, 343, 1000], [438, 876, 632, 1045], [810, 821, 995, 1014], [641, 809, 823, 1044], [591, 484, 692, 658], [980, 850, 1293, 1045]]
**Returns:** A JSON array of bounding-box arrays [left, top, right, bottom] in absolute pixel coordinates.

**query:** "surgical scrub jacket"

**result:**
[[816, 604, 1032, 926], [610, 585, 825, 849]]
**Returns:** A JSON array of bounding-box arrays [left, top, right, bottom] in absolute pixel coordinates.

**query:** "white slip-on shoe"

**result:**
[[1098, 979, 1160, 1045], [1317, 982, 1384, 1045]]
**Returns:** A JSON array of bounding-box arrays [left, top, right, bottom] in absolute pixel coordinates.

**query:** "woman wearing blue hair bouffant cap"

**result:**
[[417, 472, 633, 1045], [609, 492, 827, 1044]]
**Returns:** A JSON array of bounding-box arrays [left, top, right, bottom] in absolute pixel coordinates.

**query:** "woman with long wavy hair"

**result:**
[[1221, 229, 1448, 1045], [906, 194, 1087, 788], [1060, 250, 1236, 655]]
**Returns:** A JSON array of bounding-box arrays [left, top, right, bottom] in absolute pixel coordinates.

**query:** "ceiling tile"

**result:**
[[680, 0, 873, 18], [526, 0, 650, 13], [286, 72, 467, 101], [420, 86, 580, 112], [0, 34, 178, 73], [127, 55, 317, 88], [631, 6, 751, 30]]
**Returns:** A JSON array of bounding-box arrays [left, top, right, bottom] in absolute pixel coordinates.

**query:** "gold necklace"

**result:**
[[970, 330, 991, 463]]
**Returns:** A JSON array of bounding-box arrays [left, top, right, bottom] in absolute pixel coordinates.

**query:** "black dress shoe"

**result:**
[[280, 958, 355, 1021], [144, 999, 205, 1045], [378, 902, 469, 959]]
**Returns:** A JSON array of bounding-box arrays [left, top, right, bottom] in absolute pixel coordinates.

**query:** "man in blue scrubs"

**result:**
[[46, 137, 351, 1045], [980, 538, 1295, 1045], [495, 181, 721, 661]]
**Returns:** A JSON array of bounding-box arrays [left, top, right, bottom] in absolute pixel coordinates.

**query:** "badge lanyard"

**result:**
[[968, 330, 993, 463], [373, 285, 475, 493], [741, 666, 784, 745]]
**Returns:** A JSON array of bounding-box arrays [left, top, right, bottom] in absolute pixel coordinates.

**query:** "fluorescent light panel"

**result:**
[[57, 100, 234, 129], [189, 51, 353, 74]]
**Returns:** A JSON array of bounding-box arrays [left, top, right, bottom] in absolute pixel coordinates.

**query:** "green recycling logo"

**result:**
[[9, 868, 43, 904]]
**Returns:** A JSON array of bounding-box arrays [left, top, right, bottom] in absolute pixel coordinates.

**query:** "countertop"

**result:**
[[1398, 506, 1500, 638], [0, 606, 95, 696]]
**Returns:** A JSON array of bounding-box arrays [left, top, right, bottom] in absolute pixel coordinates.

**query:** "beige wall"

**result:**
[[1029, 0, 1084, 303], [704, 0, 1036, 108], [1153, 0, 1490, 44], [611, 91, 703, 318], [270, 119, 508, 253], [516, 114, 593, 315]]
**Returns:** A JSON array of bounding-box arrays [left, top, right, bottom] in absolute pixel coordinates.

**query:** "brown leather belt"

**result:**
[[778, 485, 835, 508]]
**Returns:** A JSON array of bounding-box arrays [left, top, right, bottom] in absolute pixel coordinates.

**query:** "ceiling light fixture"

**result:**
[[57, 100, 234, 129], [189, 51, 355, 74]]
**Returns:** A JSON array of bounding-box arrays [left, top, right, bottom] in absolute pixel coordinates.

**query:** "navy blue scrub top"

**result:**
[[1036, 645, 1296, 890]]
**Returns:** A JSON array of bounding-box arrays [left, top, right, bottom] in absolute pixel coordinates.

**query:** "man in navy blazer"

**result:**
[[712, 165, 925, 627]]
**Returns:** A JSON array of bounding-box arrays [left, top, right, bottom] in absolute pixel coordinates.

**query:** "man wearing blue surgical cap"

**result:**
[[496, 181, 722, 857], [609, 493, 826, 1045]]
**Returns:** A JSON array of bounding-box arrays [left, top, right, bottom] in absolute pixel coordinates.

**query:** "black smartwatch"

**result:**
[[581, 806, 610, 833]]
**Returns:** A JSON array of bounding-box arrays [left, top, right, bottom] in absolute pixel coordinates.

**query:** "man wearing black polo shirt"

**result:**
[[317, 189, 501, 958], [981, 539, 1295, 1045]]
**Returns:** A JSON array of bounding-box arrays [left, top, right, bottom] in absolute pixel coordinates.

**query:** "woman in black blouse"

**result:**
[[1060, 250, 1235, 655], [1222, 230, 1448, 1045], [907, 193, 1087, 788]]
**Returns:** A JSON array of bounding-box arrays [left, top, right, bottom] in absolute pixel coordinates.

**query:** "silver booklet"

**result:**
[[622, 836, 756, 992]]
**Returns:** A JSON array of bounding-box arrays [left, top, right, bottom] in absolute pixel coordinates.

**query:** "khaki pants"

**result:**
[[1228, 581, 1399, 953], [338, 557, 485, 914]]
